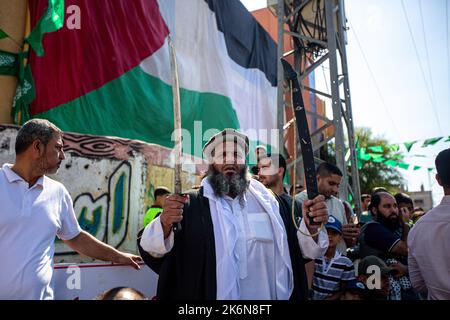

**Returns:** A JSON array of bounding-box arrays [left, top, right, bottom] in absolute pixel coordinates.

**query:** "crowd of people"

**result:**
[[251, 144, 450, 300], [1, 120, 449, 300]]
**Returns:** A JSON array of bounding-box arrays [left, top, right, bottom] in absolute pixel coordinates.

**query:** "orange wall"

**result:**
[[252, 9, 331, 183]]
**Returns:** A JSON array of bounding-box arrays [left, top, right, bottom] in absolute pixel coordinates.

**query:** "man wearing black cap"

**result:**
[[357, 255, 398, 300], [138, 129, 329, 300]]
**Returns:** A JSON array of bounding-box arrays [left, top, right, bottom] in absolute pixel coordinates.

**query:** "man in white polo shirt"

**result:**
[[0, 119, 142, 300]]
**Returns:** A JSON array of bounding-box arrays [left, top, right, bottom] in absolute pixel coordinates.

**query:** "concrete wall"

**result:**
[[0, 124, 206, 263]]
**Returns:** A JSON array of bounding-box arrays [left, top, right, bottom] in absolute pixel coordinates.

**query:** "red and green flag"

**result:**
[[23, 0, 278, 158]]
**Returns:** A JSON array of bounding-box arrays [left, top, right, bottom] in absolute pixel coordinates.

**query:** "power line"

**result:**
[[347, 19, 401, 137], [400, 0, 443, 135], [418, 0, 437, 108]]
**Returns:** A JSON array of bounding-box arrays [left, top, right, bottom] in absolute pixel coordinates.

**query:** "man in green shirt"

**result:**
[[143, 187, 171, 226]]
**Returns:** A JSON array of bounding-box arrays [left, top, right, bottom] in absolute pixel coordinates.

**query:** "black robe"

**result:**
[[137, 187, 310, 300]]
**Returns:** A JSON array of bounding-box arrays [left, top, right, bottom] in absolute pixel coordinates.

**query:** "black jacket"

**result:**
[[137, 187, 310, 300]]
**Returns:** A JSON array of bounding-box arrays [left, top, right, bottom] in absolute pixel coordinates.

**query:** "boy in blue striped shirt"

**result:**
[[312, 215, 356, 300]]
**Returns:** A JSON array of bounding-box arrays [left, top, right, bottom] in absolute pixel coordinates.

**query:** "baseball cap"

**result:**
[[345, 279, 367, 292], [358, 255, 399, 276], [325, 215, 342, 234]]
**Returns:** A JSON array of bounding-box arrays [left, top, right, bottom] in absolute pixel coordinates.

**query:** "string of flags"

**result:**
[[366, 135, 450, 154], [355, 135, 450, 172]]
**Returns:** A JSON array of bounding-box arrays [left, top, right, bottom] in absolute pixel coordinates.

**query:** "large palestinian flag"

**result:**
[[27, 0, 278, 158]]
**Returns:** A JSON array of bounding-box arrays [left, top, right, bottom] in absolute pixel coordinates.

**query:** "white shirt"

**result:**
[[0, 164, 81, 300], [140, 177, 328, 300], [296, 191, 348, 254], [408, 195, 450, 300]]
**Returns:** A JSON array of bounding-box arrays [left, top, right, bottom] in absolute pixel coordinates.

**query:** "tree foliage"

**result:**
[[319, 127, 405, 195], [353, 127, 405, 194]]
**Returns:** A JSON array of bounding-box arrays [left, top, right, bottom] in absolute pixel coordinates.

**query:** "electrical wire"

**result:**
[[401, 0, 443, 135], [347, 19, 401, 137], [418, 0, 437, 109]]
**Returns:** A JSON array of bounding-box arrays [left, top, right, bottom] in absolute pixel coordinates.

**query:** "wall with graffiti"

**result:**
[[0, 125, 205, 263]]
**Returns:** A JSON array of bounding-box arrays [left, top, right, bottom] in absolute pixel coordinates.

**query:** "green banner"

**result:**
[[0, 50, 19, 76], [11, 55, 35, 125], [413, 166, 421, 171], [26, 0, 65, 56]]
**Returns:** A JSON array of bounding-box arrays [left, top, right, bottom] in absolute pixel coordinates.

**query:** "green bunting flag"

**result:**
[[384, 159, 398, 167], [404, 141, 417, 152], [0, 29, 9, 40], [422, 137, 443, 147], [0, 50, 19, 76], [367, 153, 384, 159], [427, 168, 434, 172], [398, 163, 410, 170], [366, 136, 449, 155], [360, 151, 372, 161], [413, 166, 422, 170], [392, 153, 404, 160], [388, 144, 400, 152], [372, 157, 386, 163], [368, 146, 384, 153], [26, 0, 65, 56]]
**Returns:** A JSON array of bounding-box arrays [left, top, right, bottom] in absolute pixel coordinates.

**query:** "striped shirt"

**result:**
[[311, 251, 356, 300]]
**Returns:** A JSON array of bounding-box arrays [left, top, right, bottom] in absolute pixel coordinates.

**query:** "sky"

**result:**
[[241, 0, 450, 204]]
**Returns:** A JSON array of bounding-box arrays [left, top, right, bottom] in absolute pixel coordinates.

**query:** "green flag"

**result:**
[[427, 168, 434, 172], [413, 166, 421, 170], [422, 137, 442, 147], [0, 29, 9, 40], [373, 157, 386, 163], [384, 159, 398, 167], [356, 142, 363, 169], [388, 144, 400, 152], [368, 145, 384, 153], [445, 136, 450, 142], [398, 162, 410, 170], [368, 153, 384, 159], [404, 141, 417, 152], [0, 50, 19, 76], [26, 0, 65, 56], [11, 60, 35, 125]]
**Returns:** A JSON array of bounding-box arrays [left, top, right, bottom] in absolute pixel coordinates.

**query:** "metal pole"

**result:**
[[277, 0, 285, 155], [336, 0, 362, 213], [325, 0, 348, 200]]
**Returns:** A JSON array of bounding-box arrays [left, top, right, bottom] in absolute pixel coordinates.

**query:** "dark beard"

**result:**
[[207, 165, 249, 200], [376, 212, 400, 231]]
